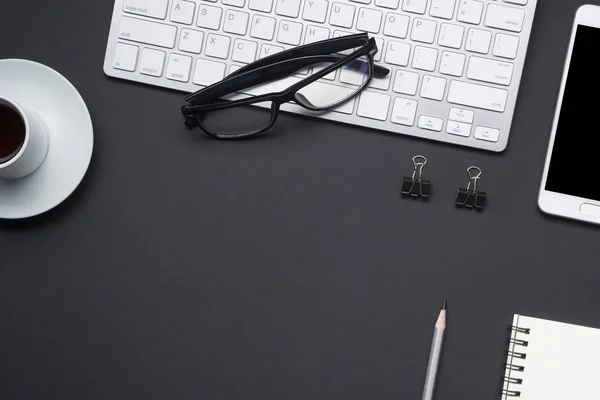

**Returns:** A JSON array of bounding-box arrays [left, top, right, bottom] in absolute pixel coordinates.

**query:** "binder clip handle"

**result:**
[[456, 166, 487, 210], [466, 166, 483, 193], [411, 155, 427, 182], [401, 155, 432, 199]]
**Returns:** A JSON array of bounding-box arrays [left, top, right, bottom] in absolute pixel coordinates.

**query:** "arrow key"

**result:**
[[446, 121, 472, 137], [474, 126, 500, 142], [418, 115, 444, 131]]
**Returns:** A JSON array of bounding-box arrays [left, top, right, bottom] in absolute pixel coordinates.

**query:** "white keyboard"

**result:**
[[103, 0, 538, 151]]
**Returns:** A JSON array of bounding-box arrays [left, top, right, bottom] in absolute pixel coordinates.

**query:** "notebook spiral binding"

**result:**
[[501, 324, 531, 398]]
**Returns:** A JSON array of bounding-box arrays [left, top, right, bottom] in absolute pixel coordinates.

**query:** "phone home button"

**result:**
[[580, 203, 600, 216]]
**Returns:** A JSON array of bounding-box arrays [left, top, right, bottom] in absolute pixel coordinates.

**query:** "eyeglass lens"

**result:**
[[198, 56, 372, 137]]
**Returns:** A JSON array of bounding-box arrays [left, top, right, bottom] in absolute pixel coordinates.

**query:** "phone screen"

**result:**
[[545, 25, 600, 201]]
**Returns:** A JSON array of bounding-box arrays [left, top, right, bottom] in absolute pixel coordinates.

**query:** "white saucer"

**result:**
[[0, 59, 93, 219]]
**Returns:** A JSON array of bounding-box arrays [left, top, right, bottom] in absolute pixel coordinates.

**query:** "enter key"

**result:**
[[467, 57, 514, 86]]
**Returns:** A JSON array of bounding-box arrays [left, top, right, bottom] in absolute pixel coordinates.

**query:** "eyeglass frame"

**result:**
[[181, 33, 386, 139]]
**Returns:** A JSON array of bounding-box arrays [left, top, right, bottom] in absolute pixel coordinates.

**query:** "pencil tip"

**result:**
[[442, 298, 447, 310]]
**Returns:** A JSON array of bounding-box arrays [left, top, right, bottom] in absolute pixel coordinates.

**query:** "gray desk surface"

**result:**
[[1, 1, 599, 399]]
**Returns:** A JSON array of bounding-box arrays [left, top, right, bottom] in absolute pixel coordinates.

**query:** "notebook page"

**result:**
[[506, 315, 600, 400]]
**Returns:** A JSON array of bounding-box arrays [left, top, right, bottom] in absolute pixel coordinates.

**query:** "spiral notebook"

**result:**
[[502, 314, 600, 399]]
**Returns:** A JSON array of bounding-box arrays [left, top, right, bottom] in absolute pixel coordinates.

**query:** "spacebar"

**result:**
[[447, 81, 508, 112]]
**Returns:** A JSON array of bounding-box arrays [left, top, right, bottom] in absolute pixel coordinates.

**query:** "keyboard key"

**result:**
[[447, 80, 508, 112], [357, 8, 383, 33], [503, 0, 527, 5], [139, 48, 165, 76], [333, 29, 354, 38], [250, 15, 277, 40], [170, 0, 195, 24], [466, 28, 491, 54], [358, 91, 390, 121], [411, 18, 437, 43], [474, 126, 500, 142], [351, 0, 371, 4], [113, 42, 139, 71], [375, 0, 400, 9], [383, 13, 410, 38], [277, 20, 303, 45], [391, 97, 418, 126], [118, 17, 177, 48], [304, 25, 330, 44], [259, 43, 285, 58], [467, 57, 514, 86], [333, 99, 355, 115], [197, 4, 223, 30], [485, 4, 525, 32], [430, 0, 456, 19], [385, 41, 411, 66], [448, 107, 474, 123], [311, 63, 336, 80], [457, 0, 483, 24], [193, 59, 226, 86], [166, 53, 192, 82], [294, 67, 310, 76], [206, 33, 231, 58], [224, 10, 250, 35], [232, 39, 258, 63], [330, 3, 355, 28], [418, 115, 443, 131], [412, 46, 438, 71], [249, 0, 273, 12], [393, 70, 419, 95], [439, 51, 465, 76], [123, 0, 169, 19], [276, 0, 302, 17], [438, 23, 463, 48], [493, 33, 520, 59], [297, 81, 356, 114], [446, 121, 471, 137], [402, 0, 427, 14], [374, 37, 384, 61], [420, 75, 446, 100], [223, 0, 246, 7], [179, 29, 203, 53], [340, 65, 366, 85], [303, 0, 329, 22], [369, 72, 391, 90]]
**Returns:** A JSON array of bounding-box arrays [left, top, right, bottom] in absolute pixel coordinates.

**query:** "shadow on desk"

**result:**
[[0, 156, 97, 230]]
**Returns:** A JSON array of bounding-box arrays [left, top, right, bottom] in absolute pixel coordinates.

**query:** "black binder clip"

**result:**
[[455, 166, 486, 210], [401, 155, 431, 199]]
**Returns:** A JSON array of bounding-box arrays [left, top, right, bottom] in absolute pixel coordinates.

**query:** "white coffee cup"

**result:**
[[0, 96, 49, 180]]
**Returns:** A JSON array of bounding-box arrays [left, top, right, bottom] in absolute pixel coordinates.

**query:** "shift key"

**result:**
[[118, 17, 177, 49], [447, 81, 508, 112], [123, 0, 169, 19]]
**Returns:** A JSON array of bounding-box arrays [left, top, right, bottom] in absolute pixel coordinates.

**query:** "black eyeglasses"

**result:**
[[181, 33, 390, 139]]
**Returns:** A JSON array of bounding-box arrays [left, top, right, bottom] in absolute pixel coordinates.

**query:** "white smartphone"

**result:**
[[539, 5, 600, 225]]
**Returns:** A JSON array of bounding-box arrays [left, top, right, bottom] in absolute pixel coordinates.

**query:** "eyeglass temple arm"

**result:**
[[226, 33, 372, 77], [185, 56, 329, 105], [186, 55, 389, 106], [184, 34, 377, 104]]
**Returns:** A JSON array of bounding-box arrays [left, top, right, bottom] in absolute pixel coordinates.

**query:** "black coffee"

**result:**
[[0, 104, 26, 163]]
